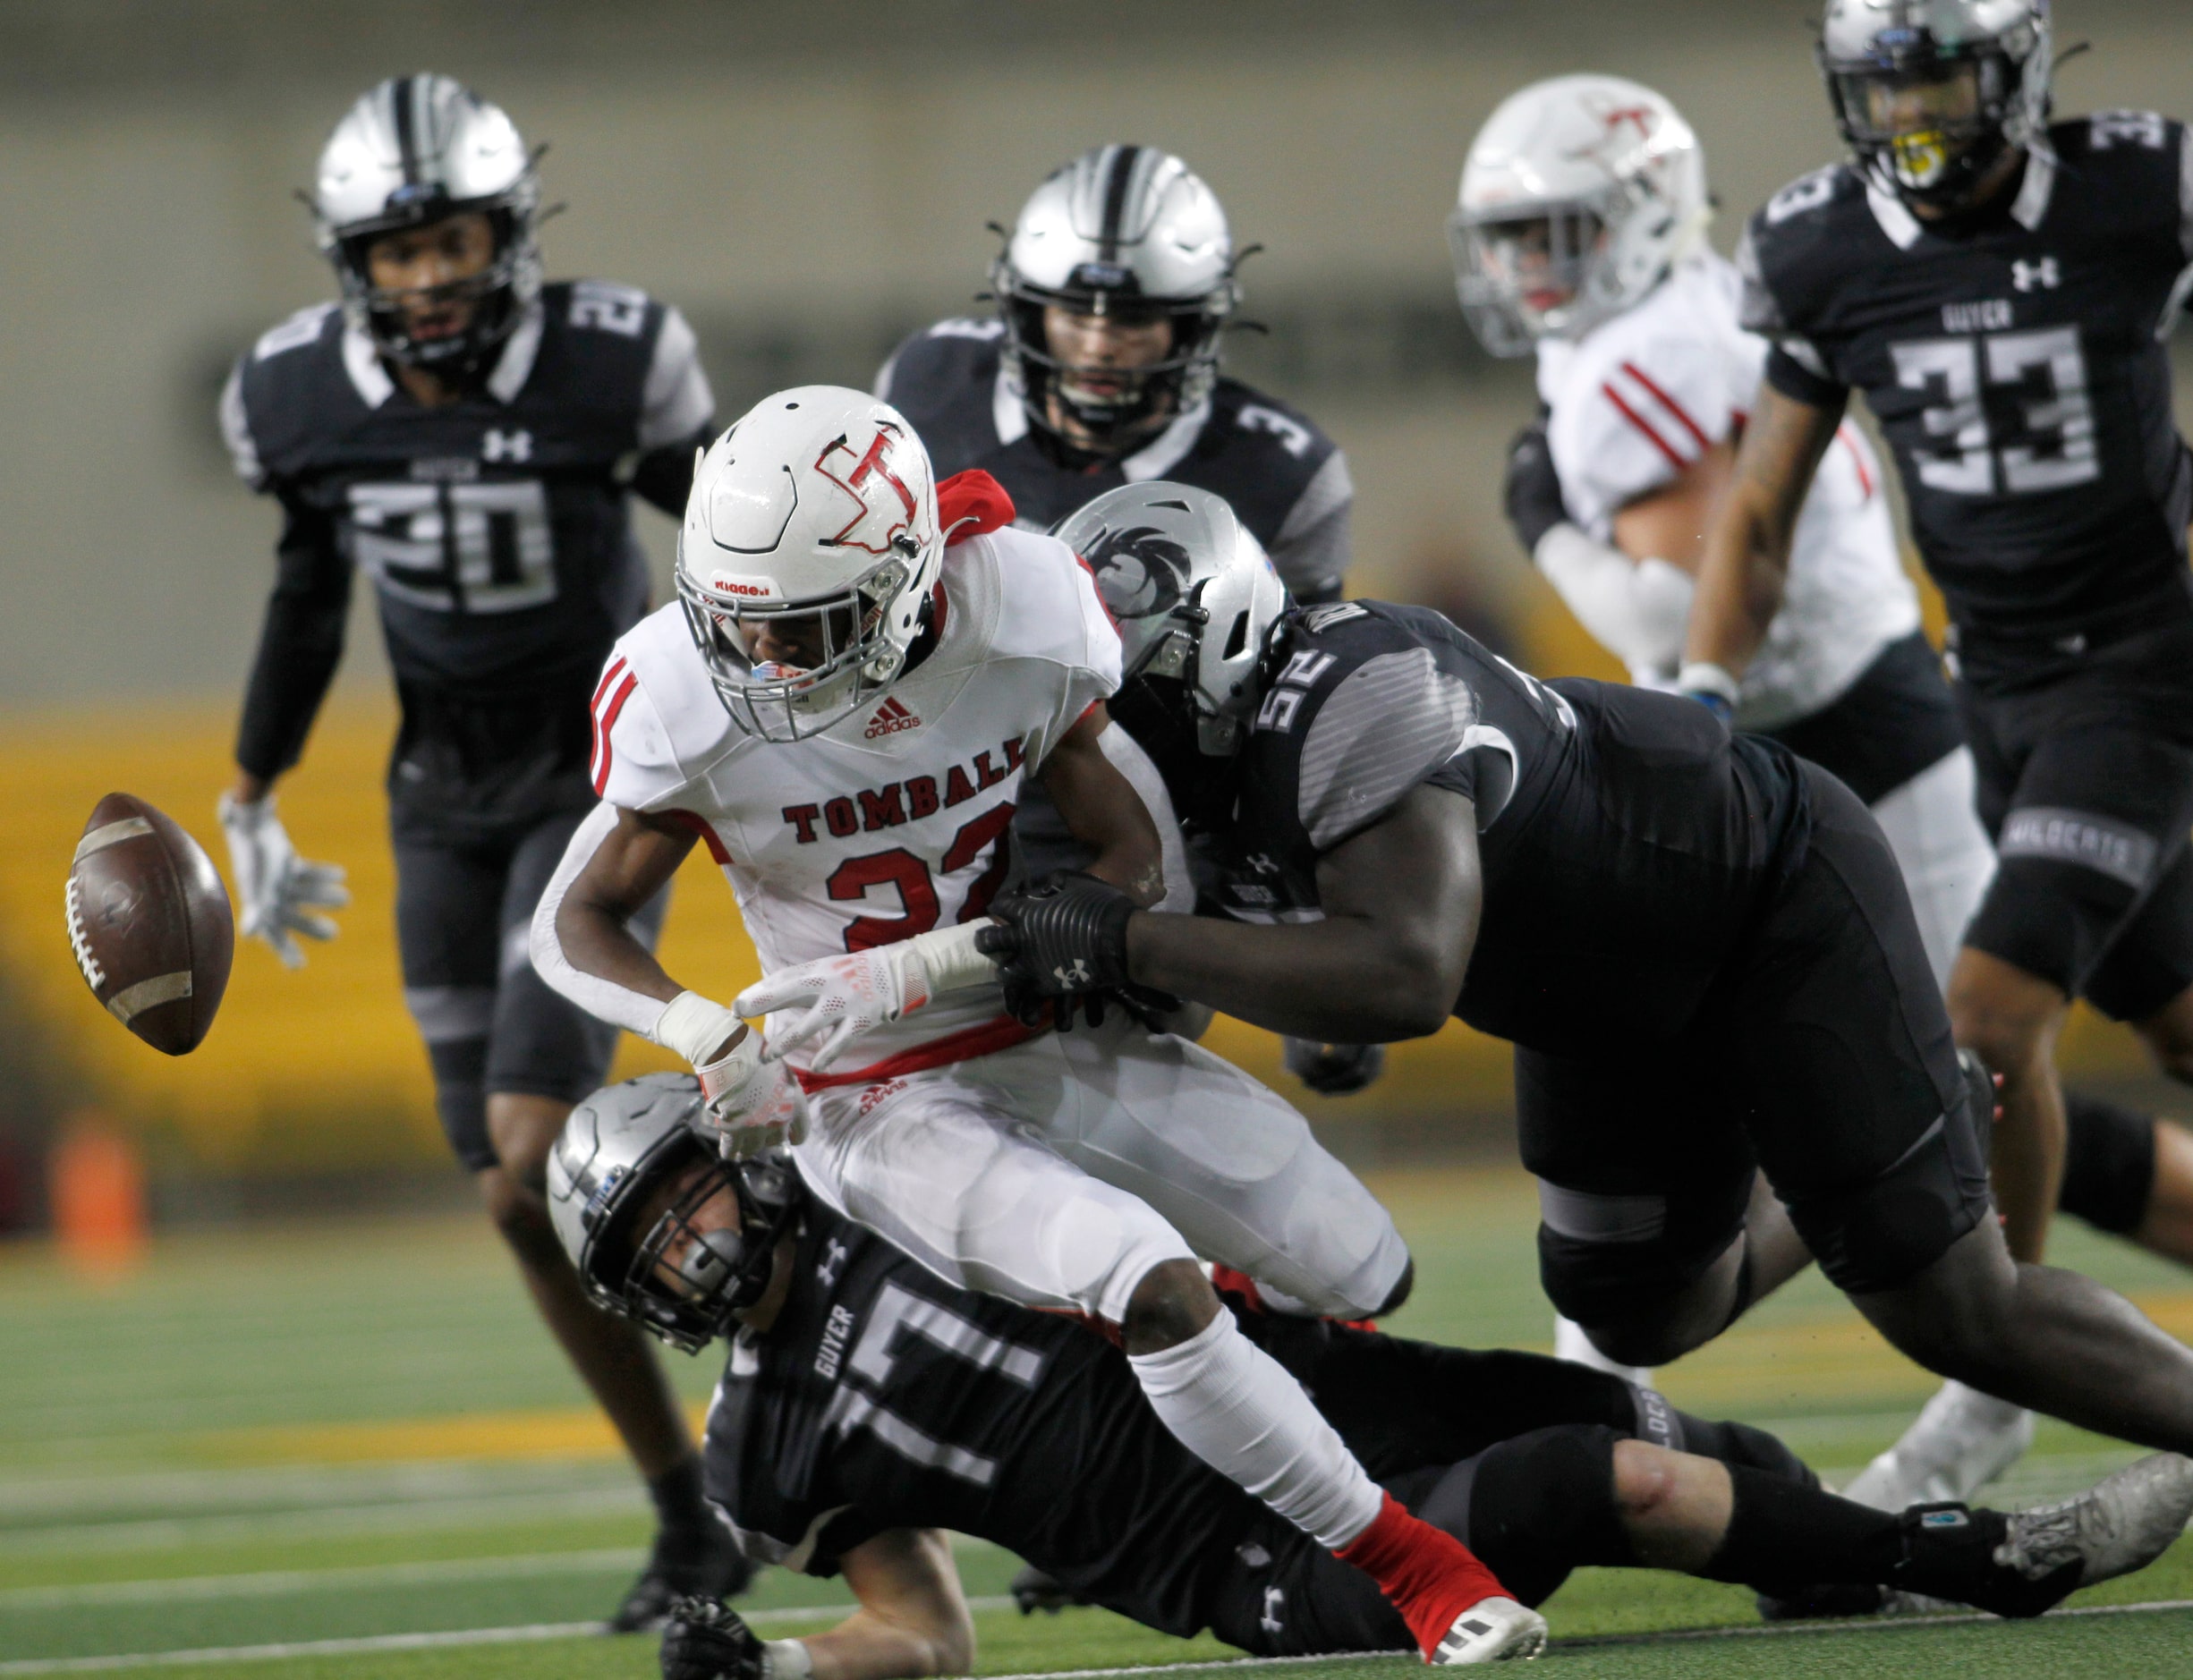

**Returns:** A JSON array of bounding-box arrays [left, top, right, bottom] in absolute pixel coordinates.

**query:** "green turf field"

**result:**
[[7, 1164, 2193, 1678]]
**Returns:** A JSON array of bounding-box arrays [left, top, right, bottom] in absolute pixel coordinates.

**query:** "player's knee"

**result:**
[[1121, 1259, 1220, 1353], [1610, 1438, 1683, 1523], [1456, 1425, 1629, 1594]]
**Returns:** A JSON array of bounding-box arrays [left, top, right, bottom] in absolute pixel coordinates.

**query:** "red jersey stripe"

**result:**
[[1838, 425, 1875, 499], [591, 656, 629, 713], [1619, 361, 1713, 454], [591, 672, 639, 795], [791, 1012, 1042, 1092], [1601, 382, 1689, 472]]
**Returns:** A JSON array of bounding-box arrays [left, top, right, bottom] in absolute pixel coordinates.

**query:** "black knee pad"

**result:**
[[2060, 1093, 2156, 1235], [1420, 1426, 1627, 1610], [1667, 1410, 1819, 1489]]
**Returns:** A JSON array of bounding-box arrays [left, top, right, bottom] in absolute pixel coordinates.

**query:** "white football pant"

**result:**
[[791, 1013, 1410, 1327]]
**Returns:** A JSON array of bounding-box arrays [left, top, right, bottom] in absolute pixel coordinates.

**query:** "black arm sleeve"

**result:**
[[234, 494, 353, 781], [629, 427, 711, 519]]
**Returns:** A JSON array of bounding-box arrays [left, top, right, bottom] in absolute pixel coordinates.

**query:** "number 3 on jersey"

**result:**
[[828, 804, 1016, 951], [1891, 326, 2100, 496]]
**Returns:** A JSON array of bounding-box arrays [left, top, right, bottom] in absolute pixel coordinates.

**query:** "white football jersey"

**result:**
[[1536, 252, 1919, 729], [591, 523, 1120, 1079]]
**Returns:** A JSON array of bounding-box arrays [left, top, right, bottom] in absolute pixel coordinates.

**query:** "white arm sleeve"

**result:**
[[1534, 522, 1696, 683], [1099, 725, 1194, 913], [529, 801, 678, 1041]]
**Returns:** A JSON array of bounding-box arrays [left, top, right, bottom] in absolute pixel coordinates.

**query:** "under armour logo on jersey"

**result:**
[[863, 697, 922, 739], [2012, 258, 2061, 293], [1053, 958, 1093, 987], [815, 425, 920, 556], [482, 428, 533, 462], [1260, 1587, 1286, 1635], [817, 1237, 850, 1287]]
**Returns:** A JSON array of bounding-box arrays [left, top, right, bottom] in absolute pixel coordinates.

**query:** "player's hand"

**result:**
[[977, 872, 1136, 1031], [1675, 661, 1738, 726], [734, 921, 999, 1073], [1284, 1038, 1388, 1096], [655, 994, 810, 1158], [1502, 415, 1568, 556], [659, 1595, 766, 1680], [216, 792, 349, 969]]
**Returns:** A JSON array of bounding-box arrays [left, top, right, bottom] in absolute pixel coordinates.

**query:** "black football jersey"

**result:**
[[221, 283, 712, 831], [701, 1202, 1279, 1640], [1196, 603, 1809, 1056], [1740, 115, 2193, 664], [876, 319, 1353, 601]]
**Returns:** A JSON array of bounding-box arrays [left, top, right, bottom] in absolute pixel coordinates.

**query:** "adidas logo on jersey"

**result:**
[[864, 698, 922, 738]]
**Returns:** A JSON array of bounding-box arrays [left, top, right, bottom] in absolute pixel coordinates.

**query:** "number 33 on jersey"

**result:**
[[588, 473, 1121, 1074]]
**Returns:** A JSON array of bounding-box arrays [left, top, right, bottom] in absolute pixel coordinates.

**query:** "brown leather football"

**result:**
[[65, 793, 234, 1056]]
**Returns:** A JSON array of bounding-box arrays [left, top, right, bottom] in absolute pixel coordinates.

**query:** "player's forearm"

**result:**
[[798, 1608, 972, 1680], [530, 803, 693, 1039], [1684, 490, 1788, 677], [1126, 912, 1458, 1041]]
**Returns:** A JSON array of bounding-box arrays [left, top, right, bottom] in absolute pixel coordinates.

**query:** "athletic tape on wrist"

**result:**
[[653, 989, 746, 1063], [761, 1639, 813, 1680], [1677, 660, 1742, 706], [910, 919, 999, 996]]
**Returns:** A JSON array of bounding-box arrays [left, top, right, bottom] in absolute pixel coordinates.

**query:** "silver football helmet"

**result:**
[[312, 73, 543, 370], [1819, 0, 2053, 210], [547, 1073, 803, 1353], [1452, 75, 1710, 355], [993, 145, 1239, 453], [1052, 483, 1285, 758]]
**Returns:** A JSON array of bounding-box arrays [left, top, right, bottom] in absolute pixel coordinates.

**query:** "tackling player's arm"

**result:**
[[1124, 782, 1480, 1041], [1038, 701, 1167, 908], [551, 804, 701, 1022], [662, 1528, 972, 1680], [1611, 441, 1735, 576], [1681, 385, 1845, 691]]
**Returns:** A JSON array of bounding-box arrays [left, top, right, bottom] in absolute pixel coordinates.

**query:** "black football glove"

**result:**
[[977, 871, 1137, 1031], [1502, 415, 1568, 556], [1009, 1562, 1092, 1615], [1283, 1038, 1388, 1096], [659, 1595, 765, 1680]]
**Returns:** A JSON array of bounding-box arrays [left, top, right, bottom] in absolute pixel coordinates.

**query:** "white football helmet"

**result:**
[[676, 387, 944, 744], [1051, 483, 1284, 758], [1819, 0, 2053, 210], [1451, 75, 1709, 356], [993, 145, 1239, 451], [312, 74, 541, 370]]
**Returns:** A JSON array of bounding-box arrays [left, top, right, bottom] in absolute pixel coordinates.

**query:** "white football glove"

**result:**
[[735, 921, 999, 1072], [217, 792, 350, 970], [655, 992, 810, 1159]]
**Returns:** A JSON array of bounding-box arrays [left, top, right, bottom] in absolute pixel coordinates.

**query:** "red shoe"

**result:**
[[1336, 1493, 1546, 1664]]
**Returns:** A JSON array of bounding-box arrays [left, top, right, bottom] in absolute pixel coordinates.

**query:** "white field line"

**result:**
[[0, 1486, 646, 1557], [0, 1548, 643, 1608], [0, 1600, 1012, 1676]]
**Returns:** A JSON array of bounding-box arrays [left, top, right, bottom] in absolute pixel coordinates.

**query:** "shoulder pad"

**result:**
[[978, 526, 1123, 682], [561, 279, 656, 341], [2077, 110, 2175, 155], [876, 319, 999, 412], [925, 317, 1007, 344], [1214, 380, 1333, 466], [1757, 164, 1855, 231], [590, 605, 734, 809]]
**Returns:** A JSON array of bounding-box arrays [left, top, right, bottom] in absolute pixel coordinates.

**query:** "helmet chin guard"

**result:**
[[676, 387, 943, 744], [993, 145, 1239, 455], [1451, 74, 1710, 355], [312, 74, 542, 375], [1052, 483, 1285, 760], [547, 1073, 803, 1353]]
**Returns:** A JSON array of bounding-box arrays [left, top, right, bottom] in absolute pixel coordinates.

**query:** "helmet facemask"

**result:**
[[997, 259, 1237, 453], [333, 197, 540, 373], [677, 545, 927, 745], [1451, 201, 1619, 355], [605, 1143, 802, 1353], [1820, 5, 2051, 213]]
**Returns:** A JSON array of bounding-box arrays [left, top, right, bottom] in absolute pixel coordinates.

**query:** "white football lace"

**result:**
[[1999, 1498, 2086, 1580], [64, 875, 106, 990]]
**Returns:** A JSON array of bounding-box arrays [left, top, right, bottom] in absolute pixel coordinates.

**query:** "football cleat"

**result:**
[[1996, 1452, 2193, 1594], [609, 1527, 755, 1634], [1840, 1380, 2033, 1511], [1009, 1563, 1089, 1615], [1430, 1597, 1548, 1664]]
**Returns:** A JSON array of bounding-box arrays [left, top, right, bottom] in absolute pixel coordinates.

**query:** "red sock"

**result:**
[[1335, 1492, 1509, 1658]]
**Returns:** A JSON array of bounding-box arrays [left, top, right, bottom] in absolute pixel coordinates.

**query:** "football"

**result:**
[[64, 793, 234, 1056]]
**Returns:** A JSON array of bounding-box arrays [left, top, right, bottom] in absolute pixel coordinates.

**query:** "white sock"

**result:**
[[1939, 1379, 2027, 1429], [1127, 1310, 1383, 1550], [1554, 1314, 1654, 1387]]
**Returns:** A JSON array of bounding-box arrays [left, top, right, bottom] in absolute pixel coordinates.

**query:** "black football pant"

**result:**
[[394, 807, 667, 1173]]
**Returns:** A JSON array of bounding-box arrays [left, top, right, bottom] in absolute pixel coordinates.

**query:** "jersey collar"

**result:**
[[1865, 148, 2057, 250], [989, 362, 1212, 478], [338, 300, 547, 409]]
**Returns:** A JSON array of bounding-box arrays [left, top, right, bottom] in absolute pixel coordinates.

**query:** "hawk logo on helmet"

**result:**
[[815, 425, 922, 556]]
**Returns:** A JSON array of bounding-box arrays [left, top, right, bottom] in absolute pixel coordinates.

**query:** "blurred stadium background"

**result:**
[[10, 4, 2193, 1673]]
